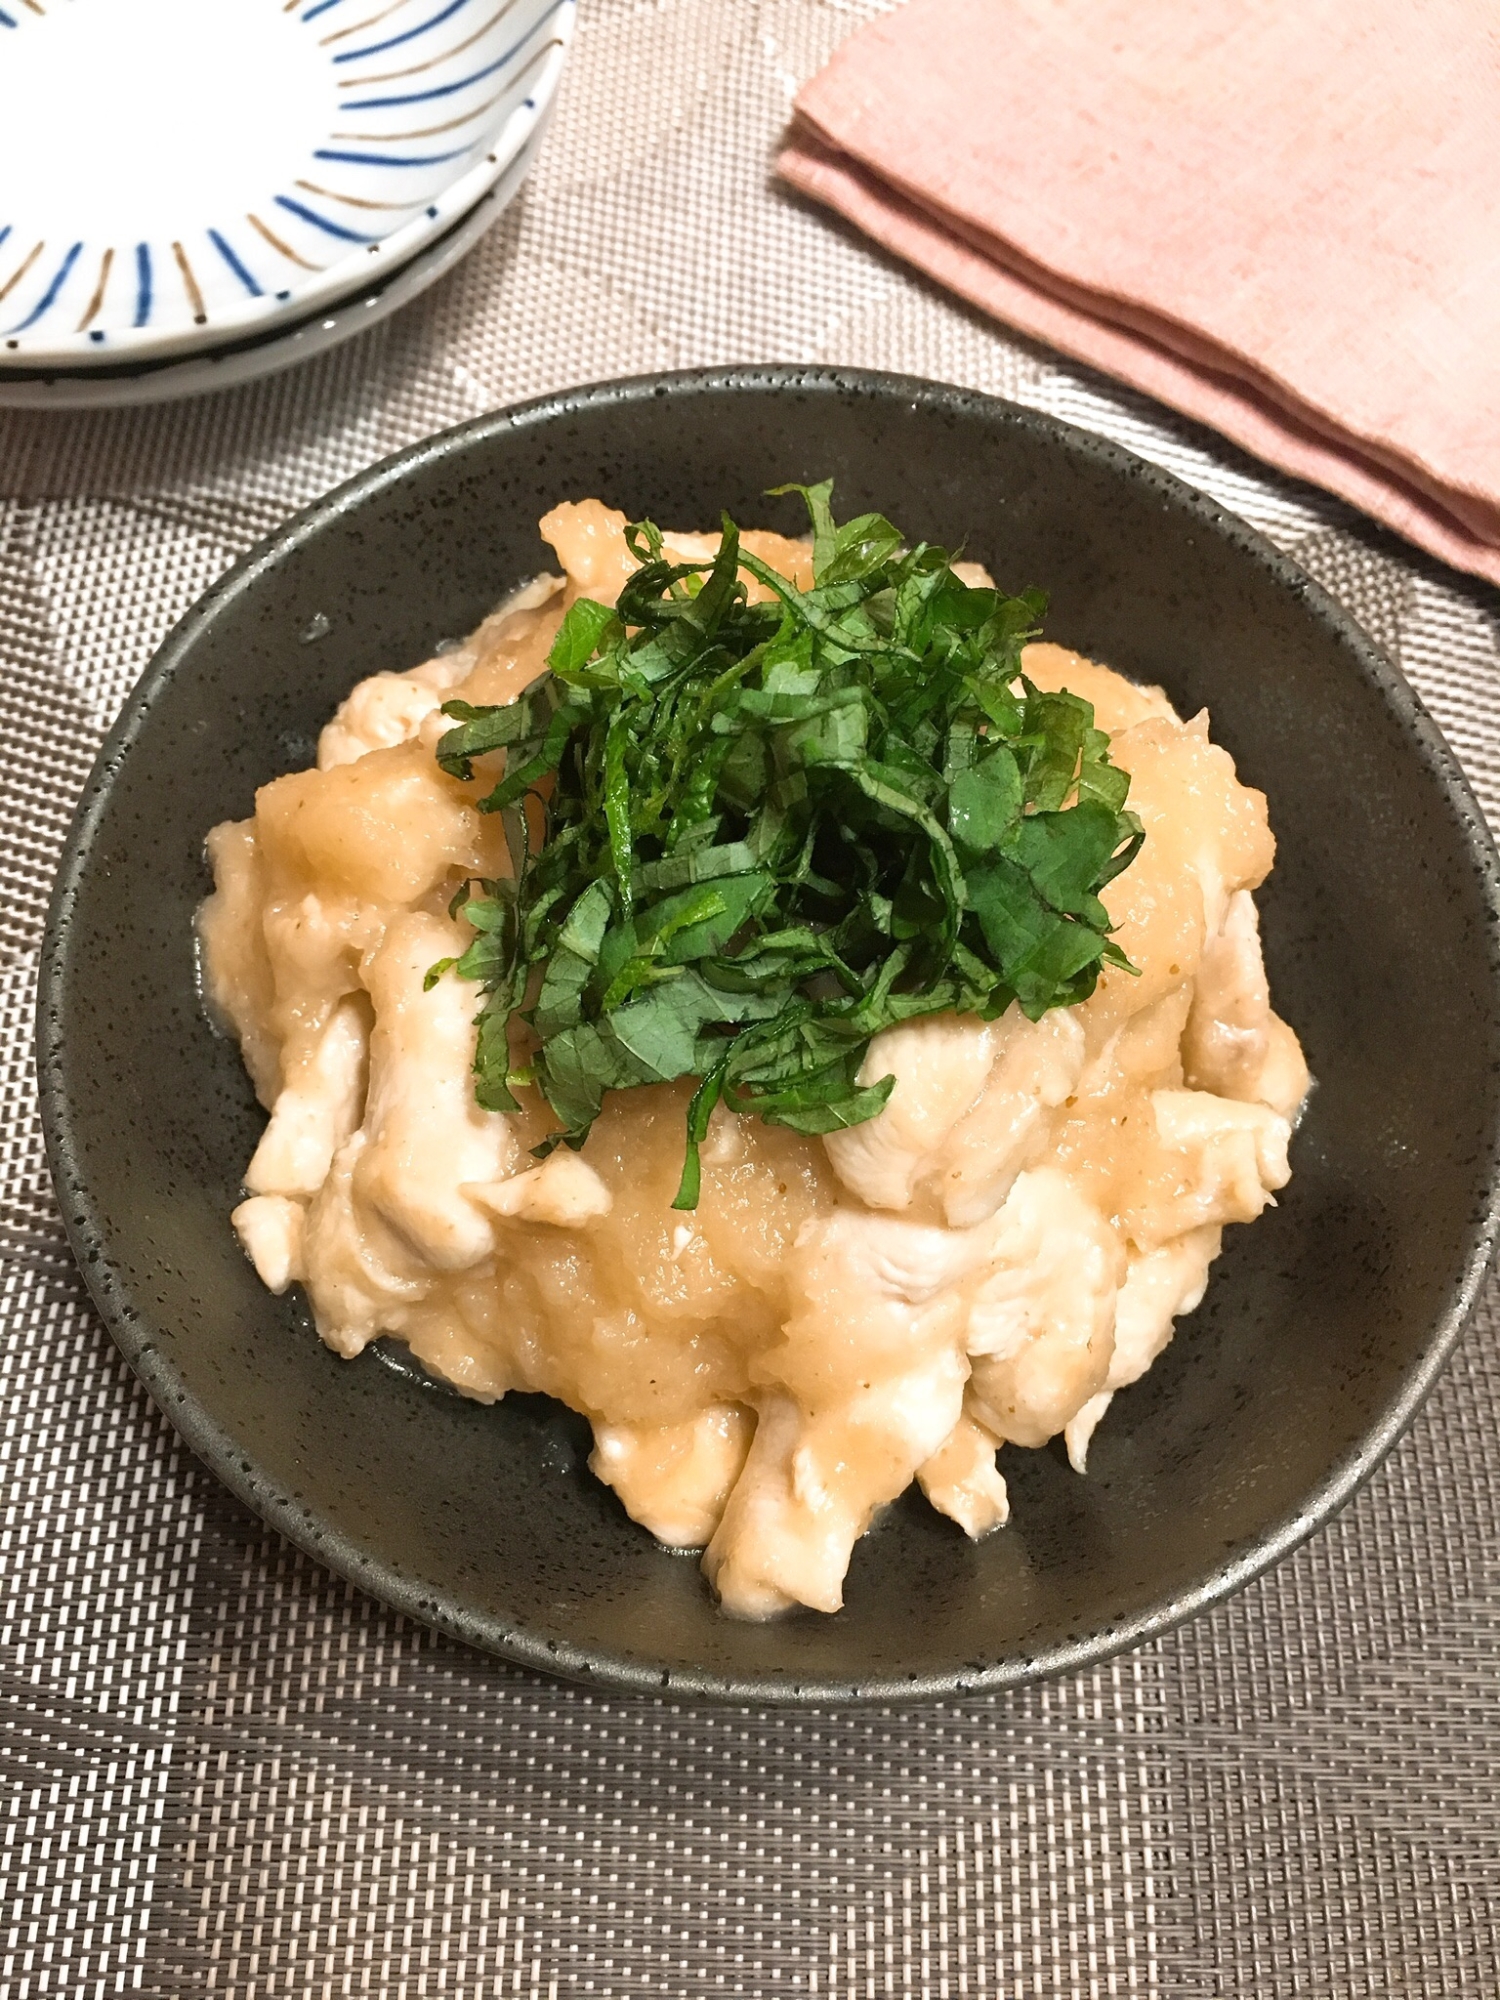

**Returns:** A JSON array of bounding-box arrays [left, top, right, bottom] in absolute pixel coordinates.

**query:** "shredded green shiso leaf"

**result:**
[[429, 483, 1144, 1209]]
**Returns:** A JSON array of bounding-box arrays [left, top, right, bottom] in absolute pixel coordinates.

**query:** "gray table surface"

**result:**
[[2, 3, 1497, 1993]]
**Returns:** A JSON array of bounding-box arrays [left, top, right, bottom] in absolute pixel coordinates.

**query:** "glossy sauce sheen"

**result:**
[[200, 503, 1310, 1619]]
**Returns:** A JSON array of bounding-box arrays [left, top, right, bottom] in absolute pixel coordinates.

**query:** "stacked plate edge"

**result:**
[[0, 0, 575, 405]]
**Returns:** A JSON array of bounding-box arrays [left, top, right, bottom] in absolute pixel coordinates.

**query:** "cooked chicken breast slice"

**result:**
[[917, 1414, 1010, 1538], [352, 913, 521, 1270], [591, 1405, 755, 1549], [965, 1168, 1123, 1450], [824, 1006, 1086, 1228], [243, 995, 368, 1199], [1062, 1225, 1220, 1471], [705, 1208, 977, 1616]]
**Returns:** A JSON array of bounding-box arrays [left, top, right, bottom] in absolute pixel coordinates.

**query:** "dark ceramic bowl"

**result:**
[[37, 367, 1500, 1703]]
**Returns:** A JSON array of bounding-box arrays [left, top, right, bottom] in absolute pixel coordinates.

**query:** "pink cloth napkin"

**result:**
[[780, 0, 1500, 587]]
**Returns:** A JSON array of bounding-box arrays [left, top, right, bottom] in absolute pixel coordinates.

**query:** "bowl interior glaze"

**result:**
[[38, 368, 1500, 1702]]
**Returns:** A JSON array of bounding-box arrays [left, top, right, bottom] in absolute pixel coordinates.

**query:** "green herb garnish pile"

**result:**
[[430, 483, 1143, 1208]]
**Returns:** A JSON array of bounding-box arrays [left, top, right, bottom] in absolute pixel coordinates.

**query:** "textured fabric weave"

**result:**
[[1, 4, 1497, 1994], [781, 0, 1500, 587]]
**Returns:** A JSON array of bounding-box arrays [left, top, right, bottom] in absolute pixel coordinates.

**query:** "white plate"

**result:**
[[0, 119, 544, 407], [0, 0, 573, 369]]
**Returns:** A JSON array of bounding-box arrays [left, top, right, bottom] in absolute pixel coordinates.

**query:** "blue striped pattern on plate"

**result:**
[[0, 0, 572, 365]]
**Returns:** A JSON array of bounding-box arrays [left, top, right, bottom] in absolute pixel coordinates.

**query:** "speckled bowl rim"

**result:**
[[36, 367, 1500, 1704]]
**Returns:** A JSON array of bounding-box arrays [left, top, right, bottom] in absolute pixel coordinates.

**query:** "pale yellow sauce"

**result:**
[[201, 501, 1309, 1618]]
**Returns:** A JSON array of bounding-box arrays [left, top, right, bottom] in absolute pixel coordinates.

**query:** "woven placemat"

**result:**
[[2, 4, 1497, 1993]]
